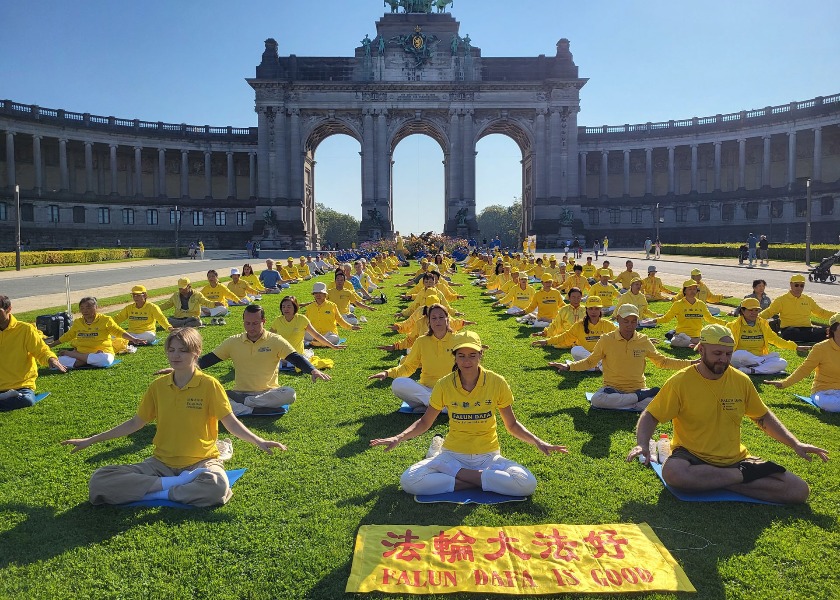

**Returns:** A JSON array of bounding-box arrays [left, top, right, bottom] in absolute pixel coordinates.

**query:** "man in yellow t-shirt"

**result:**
[[589, 270, 620, 315], [642, 265, 675, 301], [760, 274, 834, 342], [0, 295, 66, 410], [654, 280, 725, 347], [198, 304, 330, 416], [519, 275, 563, 327], [615, 260, 641, 292], [114, 285, 172, 343], [159, 278, 219, 328], [200, 270, 243, 320], [553, 304, 692, 410], [305, 282, 361, 344], [673, 269, 731, 316], [627, 324, 828, 504]]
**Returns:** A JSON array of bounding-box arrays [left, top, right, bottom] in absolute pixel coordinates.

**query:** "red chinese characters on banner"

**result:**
[[433, 530, 477, 563], [583, 529, 629, 560], [484, 531, 532, 561], [532, 528, 581, 561], [381, 529, 425, 561]]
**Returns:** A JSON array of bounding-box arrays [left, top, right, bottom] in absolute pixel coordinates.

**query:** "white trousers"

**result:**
[[58, 352, 114, 369], [590, 386, 652, 411], [304, 331, 340, 346], [670, 333, 694, 347], [392, 378, 433, 408], [400, 450, 537, 496], [731, 350, 787, 374], [571, 346, 601, 371], [813, 390, 840, 412], [506, 306, 525, 315], [707, 305, 721, 316], [201, 306, 230, 317], [343, 313, 360, 326], [132, 331, 158, 343]]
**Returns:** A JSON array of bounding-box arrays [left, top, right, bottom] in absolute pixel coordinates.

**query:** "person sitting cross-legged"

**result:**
[[62, 327, 287, 507], [370, 333, 568, 498], [159, 278, 217, 328], [653, 280, 726, 348], [588, 269, 620, 316], [518, 274, 563, 327], [760, 274, 834, 343], [270, 295, 345, 370], [532, 296, 616, 363], [493, 273, 535, 316], [626, 324, 829, 505], [304, 282, 361, 346], [0, 294, 67, 411], [729, 298, 808, 375], [673, 269, 732, 316], [227, 268, 261, 305], [552, 304, 694, 410], [114, 285, 172, 343], [200, 269, 242, 321]]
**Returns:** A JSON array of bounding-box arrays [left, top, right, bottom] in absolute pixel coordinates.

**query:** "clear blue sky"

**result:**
[[2, 1, 837, 235]]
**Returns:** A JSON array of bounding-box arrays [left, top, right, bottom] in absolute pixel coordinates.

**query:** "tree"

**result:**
[[316, 203, 360, 249], [476, 202, 522, 248]]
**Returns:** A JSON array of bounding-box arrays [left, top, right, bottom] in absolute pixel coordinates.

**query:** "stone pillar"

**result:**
[[249, 152, 257, 198], [158, 148, 166, 198], [534, 109, 546, 200], [787, 130, 796, 185], [667, 146, 675, 194], [762, 135, 771, 187], [277, 108, 288, 199], [109, 144, 118, 195], [813, 127, 822, 182], [549, 108, 562, 198], [134, 146, 143, 196], [226, 151, 235, 199], [565, 106, 580, 200], [376, 110, 390, 223], [462, 109, 475, 207], [600, 150, 608, 197], [256, 107, 271, 199], [690, 144, 698, 192], [180, 150, 189, 198], [737, 138, 746, 189], [4, 132, 15, 190], [204, 151, 212, 199], [448, 109, 461, 203], [622, 149, 630, 196], [578, 152, 587, 197], [32, 135, 42, 195], [644, 147, 653, 195], [84, 141, 94, 194], [362, 109, 375, 206], [59, 138, 69, 192], [290, 109, 303, 203], [713, 141, 722, 191]]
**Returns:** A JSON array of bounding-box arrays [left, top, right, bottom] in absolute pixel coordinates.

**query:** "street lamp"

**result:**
[[174, 204, 180, 257], [14, 184, 21, 271], [805, 178, 812, 266]]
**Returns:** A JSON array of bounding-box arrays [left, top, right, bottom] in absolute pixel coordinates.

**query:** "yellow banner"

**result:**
[[346, 523, 695, 595]]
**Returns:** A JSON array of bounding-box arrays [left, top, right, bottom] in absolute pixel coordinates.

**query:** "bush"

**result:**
[[660, 243, 837, 262], [0, 247, 183, 268]]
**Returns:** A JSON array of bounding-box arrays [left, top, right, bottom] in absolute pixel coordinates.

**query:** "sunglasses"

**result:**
[[792, 283, 805, 288]]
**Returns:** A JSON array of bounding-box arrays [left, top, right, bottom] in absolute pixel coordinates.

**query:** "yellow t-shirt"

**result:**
[[304, 300, 350, 335], [137, 370, 232, 469], [729, 317, 796, 355], [430, 367, 513, 454], [500, 284, 536, 310], [647, 366, 768, 466], [523, 288, 564, 321], [159, 291, 216, 318], [779, 338, 840, 394], [386, 331, 457, 388], [269, 313, 311, 354], [57, 314, 127, 354], [642, 276, 670, 299], [201, 283, 241, 305], [328, 286, 363, 315], [759, 292, 834, 328], [546, 318, 616, 351], [571, 330, 692, 391], [615, 270, 641, 290], [561, 274, 590, 294], [114, 301, 170, 334], [616, 290, 657, 318], [655, 298, 725, 338], [0, 315, 57, 391], [212, 331, 295, 392], [581, 264, 598, 279], [544, 303, 586, 338], [228, 279, 260, 299], [675, 281, 723, 304], [590, 282, 620, 308], [242, 273, 263, 291], [283, 264, 300, 280]]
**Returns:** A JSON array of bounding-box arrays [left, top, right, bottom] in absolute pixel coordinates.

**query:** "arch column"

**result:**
[[813, 127, 822, 182], [249, 151, 257, 198], [59, 138, 69, 192], [376, 109, 391, 229], [549, 108, 562, 198], [622, 149, 630, 196], [204, 150, 212, 199], [578, 151, 587, 197], [462, 109, 475, 209], [109, 144, 118, 195], [599, 150, 608, 198], [534, 109, 547, 201], [289, 108, 303, 205], [737, 138, 746, 189], [5, 132, 15, 191], [134, 146, 143, 197], [180, 150, 189, 198], [361, 109, 375, 208], [644, 147, 653, 195], [447, 109, 462, 205], [32, 135, 42, 196]]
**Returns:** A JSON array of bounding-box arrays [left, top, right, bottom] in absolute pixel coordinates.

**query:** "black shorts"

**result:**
[[669, 447, 772, 470]]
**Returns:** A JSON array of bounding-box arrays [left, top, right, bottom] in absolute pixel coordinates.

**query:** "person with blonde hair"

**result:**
[[63, 327, 287, 507]]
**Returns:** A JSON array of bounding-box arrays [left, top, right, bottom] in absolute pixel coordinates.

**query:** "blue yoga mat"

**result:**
[[650, 462, 781, 505], [77, 359, 122, 369], [33, 392, 51, 404], [339, 338, 347, 345], [121, 468, 246, 508], [242, 404, 289, 417], [795, 394, 821, 409], [398, 402, 447, 415], [585, 392, 644, 412], [415, 489, 526, 505]]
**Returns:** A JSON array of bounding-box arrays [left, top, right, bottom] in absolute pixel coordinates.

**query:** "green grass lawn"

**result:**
[[1, 267, 838, 599]]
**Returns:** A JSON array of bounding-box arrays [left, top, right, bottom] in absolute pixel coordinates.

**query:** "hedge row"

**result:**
[[660, 243, 838, 262], [0, 247, 181, 268]]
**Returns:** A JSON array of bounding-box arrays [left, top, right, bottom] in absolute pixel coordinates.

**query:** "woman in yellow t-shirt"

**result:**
[[378, 296, 474, 352], [370, 333, 568, 497], [241, 264, 264, 292], [532, 296, 616, 362], [270, 296, 345, 370], [729, 298, 804, 375]]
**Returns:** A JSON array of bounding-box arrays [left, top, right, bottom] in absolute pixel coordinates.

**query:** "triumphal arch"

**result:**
[[249, 2, 585, 246]]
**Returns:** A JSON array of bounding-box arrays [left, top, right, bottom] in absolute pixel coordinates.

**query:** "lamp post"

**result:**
[[174, 204, 180, 257], [805, 178, 812, 266], [655, 202, 661, 243], [14, 184, 21, 271]]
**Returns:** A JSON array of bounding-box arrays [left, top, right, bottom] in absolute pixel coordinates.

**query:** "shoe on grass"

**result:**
[[425, 433, 445, 459]]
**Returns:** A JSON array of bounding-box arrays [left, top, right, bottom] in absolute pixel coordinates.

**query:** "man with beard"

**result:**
[[626, 324, 828, 504]]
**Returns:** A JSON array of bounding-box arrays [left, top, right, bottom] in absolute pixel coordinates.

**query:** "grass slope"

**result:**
[[1, 266, 838, 599]]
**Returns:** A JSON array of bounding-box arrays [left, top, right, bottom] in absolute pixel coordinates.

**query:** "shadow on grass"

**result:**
[[619, 497, 835, 599], [81, 429, 154, 464], [333, 413, 444, 459], [0, 501, 234, 570], [533, 405, 636, 459], [783, 401, 840, 425]]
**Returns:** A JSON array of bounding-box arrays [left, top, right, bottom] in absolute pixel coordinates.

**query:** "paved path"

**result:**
[[4, 248, 840, 314]]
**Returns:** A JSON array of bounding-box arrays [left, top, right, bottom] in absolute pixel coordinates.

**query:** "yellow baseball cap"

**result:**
[[518, 273, 529, 281], [698, 324, 735, 347], [830, 314, 840, 326], [790, 274, 806, 283], [690, 268, 702, 276], [682, 279, 699, 288], [599, 269, 611, 277], [177, 277, 190, 288], [615, 304, 640, 319], [630, 277, 642, 284], [131, 285, 147, 294], [740, 298, 761, 309], [451, 331, 483, 353], [585, 296, 603, 308], [424, 294, 441, 307], [540, 273, 553, 283]]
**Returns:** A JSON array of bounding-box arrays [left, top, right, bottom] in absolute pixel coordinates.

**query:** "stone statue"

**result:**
[[449, 33, 460, 56], [361, 34, 372, 57], [435, 0, 453, 13], [559, 208, 574, 227], [368, 207, 383, 226], [455, 207, 468, 226], [463, 34, 472, 53], [378, 35, 386, 55], [384, 0, 399, 12]]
